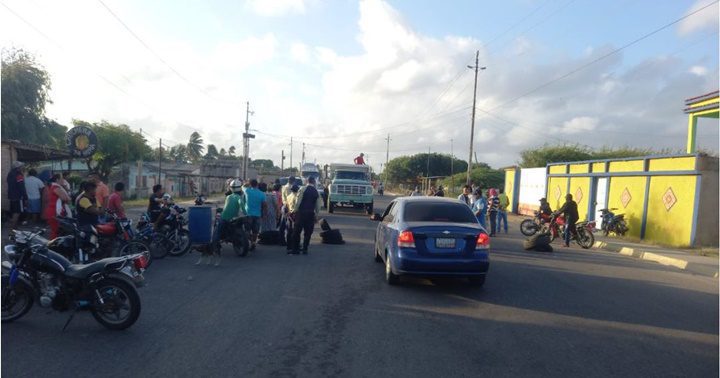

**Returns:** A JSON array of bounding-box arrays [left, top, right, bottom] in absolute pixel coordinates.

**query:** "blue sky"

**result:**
[[1, 0, 718, 170]]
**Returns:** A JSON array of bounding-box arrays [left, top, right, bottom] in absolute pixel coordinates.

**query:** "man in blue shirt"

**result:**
[[243, 179, 267, 251]]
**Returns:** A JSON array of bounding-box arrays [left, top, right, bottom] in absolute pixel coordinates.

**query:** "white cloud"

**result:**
[[689, 65, 708, 76], [559, 116, 599, 134], [290, 42, 310, 63], [678, 0, 719, 36], [245, 0, 306, 17]]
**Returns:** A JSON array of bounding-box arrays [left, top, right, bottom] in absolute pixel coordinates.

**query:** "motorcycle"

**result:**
[[212, 208, 250, 257], [194, 193, 206, 206], [541, 213, 596, 249], [154, 204, 191, 257], [93, 212, 154, 261], [2, 229, 147, 330], [520, 210, 552, 236], [598, 208, 628, 236]]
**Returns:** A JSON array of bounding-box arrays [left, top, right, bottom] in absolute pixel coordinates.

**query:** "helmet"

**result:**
[[162, 193, 172, 202], [230, 179, 243, 192]]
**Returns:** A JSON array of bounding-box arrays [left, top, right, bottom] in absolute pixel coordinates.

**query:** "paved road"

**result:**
[[2, 195, 718, 377]]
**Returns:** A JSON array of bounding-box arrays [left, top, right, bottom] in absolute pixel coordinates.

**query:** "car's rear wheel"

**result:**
[[385, 251, 399, 285]]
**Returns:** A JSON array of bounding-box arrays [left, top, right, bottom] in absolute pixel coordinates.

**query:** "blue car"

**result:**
[[372, 197, 490, 286]]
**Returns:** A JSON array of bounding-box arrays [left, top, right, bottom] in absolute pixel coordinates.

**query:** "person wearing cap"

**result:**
[[6, 161, 27, 229], [290, 176, 322, 254], [557, 193, 579, 247]]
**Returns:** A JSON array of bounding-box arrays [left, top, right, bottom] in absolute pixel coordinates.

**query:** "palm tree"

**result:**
[[228, 145, 236, 157], [204, 144, 219, 160], [187, 131, 204, 162], [219, 148, 227, 156]]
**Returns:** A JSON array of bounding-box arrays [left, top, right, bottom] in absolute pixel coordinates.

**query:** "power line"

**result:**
[[490, 0, 720, 111], [96, 0, 222, 104]]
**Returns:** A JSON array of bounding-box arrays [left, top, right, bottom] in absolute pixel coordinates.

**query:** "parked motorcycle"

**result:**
[[93, 212, 155, 261], [213, 208, 250, 257], [520, 211, 552, 236], [2, 230, 147, 330], [155, 204, 191, 257], [541, 213, 595, 249], [598, 208, 628, 236]]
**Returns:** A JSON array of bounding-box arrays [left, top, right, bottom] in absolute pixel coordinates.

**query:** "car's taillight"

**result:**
[[398, 231, 415, 248], [476, 233, 490, 249], [133, 255, 149, 270]]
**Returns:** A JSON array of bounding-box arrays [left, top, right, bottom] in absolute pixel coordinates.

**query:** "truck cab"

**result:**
[[300, 163, 326, 208], [326, 164, 373, 215]]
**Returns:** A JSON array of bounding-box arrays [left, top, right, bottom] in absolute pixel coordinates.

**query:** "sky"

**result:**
[[1, 0, 718, 172]]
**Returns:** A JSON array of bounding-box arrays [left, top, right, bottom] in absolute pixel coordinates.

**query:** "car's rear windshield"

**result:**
[[403, 202, 477, 223]]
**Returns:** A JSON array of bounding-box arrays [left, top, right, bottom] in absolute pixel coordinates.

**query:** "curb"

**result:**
[[593, 241, 719, 278]]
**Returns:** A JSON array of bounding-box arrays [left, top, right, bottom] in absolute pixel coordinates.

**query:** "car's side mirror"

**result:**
[[370, 213, 382, 221]]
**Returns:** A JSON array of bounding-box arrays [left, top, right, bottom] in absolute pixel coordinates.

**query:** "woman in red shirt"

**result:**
[[44, 174, 71, 239]]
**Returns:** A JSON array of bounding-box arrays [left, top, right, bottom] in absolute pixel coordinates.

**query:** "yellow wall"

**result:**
[[648, 156, 696, 172], [569, 164, 589, 174], [607, 176, 647, 239], [546, 177, 568, 211], [569, 177, 591, 221], [609, 160, 645, 173], [504, 169, 515, 211], [645, 176, 697, 246], [592, 162, 606, 173], [549, 165, 566, 174]]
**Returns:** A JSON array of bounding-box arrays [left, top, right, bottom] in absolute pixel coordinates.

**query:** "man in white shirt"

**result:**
[[457, 185, 472, 207], [24, 169, 45, 223]]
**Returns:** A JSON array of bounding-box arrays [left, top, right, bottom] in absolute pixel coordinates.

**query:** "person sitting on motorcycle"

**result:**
[[556, 193, 579, 247], [539, 197, 552, 216], [216, 180, 246, 243], [153, 193, 174, 230], [76, 181, 104, 227]]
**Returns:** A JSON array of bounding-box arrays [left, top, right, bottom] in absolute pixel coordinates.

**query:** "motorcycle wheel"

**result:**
[[576, 228, 594, 249], [167, 229, 191, 257], [118, 240, 153, 268], [148, 234, 171, 260], [1, 275, 34, 323], [520, 219, 539, 236], [90, 277, 141, 330], [233, 230, 250, 257]]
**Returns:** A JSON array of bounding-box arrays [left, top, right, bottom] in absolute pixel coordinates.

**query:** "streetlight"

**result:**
[[466, 50, 486, 185]]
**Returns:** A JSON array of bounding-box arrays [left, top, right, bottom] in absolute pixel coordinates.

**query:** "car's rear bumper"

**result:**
[[394, 251, 489, 276]]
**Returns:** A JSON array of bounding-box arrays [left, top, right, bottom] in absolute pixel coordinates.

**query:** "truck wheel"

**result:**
[[328, 201, 335, 214]]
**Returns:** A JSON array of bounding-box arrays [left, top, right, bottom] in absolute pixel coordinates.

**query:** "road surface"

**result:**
[[2, 195, 717, 377]]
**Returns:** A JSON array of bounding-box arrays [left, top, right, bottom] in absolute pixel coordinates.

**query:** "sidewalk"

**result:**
[[509, 214, 719, 278]]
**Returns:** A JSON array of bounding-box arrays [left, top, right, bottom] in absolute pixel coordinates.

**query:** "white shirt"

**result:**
[[24, 176, 45, 200]]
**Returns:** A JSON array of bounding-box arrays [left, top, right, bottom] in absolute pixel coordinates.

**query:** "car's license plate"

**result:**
[[435, 238, 456, 249]]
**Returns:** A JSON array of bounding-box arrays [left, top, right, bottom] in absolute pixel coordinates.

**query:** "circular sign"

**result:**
[[65, 126, 98, 158]]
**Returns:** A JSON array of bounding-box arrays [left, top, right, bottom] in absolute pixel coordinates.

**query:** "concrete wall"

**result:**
[[517, 167, 546, 215], [507, 154, 718, 247]]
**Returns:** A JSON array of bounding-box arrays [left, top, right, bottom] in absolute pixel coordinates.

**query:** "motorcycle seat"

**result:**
[[615, 214, 625, 219], [64, 257, 126, 279]]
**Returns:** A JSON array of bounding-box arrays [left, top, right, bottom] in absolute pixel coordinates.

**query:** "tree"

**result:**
[[73, 120, 151, 179], [1, 48, 67, 147], [219, 148, 227, 156], [168, 144, 189, 163], [440, 168, 505, 192], [204, 144, 219, 160], [228, 145, 236, 157], [519, 144, 674, 167], [187, 131, 204, 162], [385, 153, 469, 184], [251, 159, 275, 169]]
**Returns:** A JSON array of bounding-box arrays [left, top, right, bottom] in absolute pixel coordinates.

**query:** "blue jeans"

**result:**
[[497, 211, 508, 233], [477, 212, 487, 229]]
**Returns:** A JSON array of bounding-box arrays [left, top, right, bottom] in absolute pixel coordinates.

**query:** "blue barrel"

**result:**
[[188, 206, 213, 244]]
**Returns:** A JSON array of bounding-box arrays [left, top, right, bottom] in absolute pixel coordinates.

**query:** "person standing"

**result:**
[[497, 188, 509, 234], [6, 161, 27, 229], [487, 189, 500, 236], [259, 183, 278, 232], [557, 193, 579, 247], [24, 169, 45, 224], [91, 174, 110, 207], [285, 184, 300, 253], [291, 176, 322, 255], [354, 153, 365, 165], [243, 179, 267, 251], [457, 185, 472, 207], [472, 189, 488, 229], [106, 182, 126, 219], [148, 185, 164, 222], [60, 171, 72, 193], [280, 177, 297, 246], [44, 174, 71, 239]]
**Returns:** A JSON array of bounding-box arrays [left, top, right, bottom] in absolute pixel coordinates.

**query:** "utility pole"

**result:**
[[466, 50, 486, 185], [289, 137, 293, 175], [242, 101, 255, 180], [426, 146, 431, 188], [301, 143, 306, 166], [158, 138, 162, 186], [450, 138, 454, 194], [384, 134, 390, 184], [281, 150, 285, 172]]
